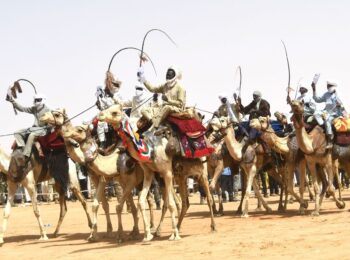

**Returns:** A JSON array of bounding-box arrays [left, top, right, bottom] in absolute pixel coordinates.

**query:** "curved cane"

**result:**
[[107, 47, 157, 76], [281, 40, 291, 101], [139, 28, 177, 67]]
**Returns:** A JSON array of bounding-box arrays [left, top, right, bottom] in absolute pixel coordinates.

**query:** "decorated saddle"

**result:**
[[167, 116, 214, 158], [333, 117, 350, 145], [117, 118, 153, 162]]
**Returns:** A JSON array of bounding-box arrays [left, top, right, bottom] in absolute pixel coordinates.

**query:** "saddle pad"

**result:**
[[335, 132, 350, 145], [333, 117, 350, 133]]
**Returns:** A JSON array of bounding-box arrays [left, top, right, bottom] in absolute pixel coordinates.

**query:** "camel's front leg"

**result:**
[[240, 163, 257, 218], [87, 177, 106, 242], [164, 171, 180, 241], [138, 169, 154, 242], [308, 161, 321, 216], [252, 178, 271, 213], [147, 191, 156, 230], [0, 181, 17, 246], [198, 174, 216, 232], [23, 179, 48, 241]]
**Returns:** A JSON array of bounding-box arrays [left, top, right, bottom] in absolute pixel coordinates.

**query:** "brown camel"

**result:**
[[290, 100, 345, 216], [0, 142, 92, 246], [40, 109, 156, 243], [250, 116, 312, 214], [208, 117, 272, 217], [98, 104, 216, 241]]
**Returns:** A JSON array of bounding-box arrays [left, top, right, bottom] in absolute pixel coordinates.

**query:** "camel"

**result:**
[[290, 100, 345, 216], [0, 143, 92, 246], [98, 104, 216, 241], [40, 109, 157, 243], [208, 117, 272, 217], [249, 116, 313, 214]]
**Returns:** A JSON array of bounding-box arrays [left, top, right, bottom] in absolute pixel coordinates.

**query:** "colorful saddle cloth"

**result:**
[[117, 118, 152, 162], [167, 116, 214, 158], [333, 117, 350, 133]]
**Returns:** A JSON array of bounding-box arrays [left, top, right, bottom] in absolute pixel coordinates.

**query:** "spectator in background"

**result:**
[[220, 167, 234, 202]]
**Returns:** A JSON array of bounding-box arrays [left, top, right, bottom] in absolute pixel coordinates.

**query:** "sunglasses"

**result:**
[[34, 98, 43, 102]]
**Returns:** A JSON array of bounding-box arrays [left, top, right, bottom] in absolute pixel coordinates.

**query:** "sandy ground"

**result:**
[[1, 189, 350, 260]]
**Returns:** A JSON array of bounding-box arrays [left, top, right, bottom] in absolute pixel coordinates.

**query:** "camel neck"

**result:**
[[292, 113, 314, 154], [0, 147, 10, 174], [222, 126, 242, 161]]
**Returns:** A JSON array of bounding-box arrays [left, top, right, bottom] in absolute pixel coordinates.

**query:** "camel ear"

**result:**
[[62, 108, 66, 115]]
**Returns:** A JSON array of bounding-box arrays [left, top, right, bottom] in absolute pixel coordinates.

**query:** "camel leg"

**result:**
[[127, 193, 140, 240], [53, 183, 67, 237], [285, 162, 307, 214], [175, 176, 189, 232], [70, 186, 92, 229], [164, 171, 181, 241], [237, 171, 247, 215], [154, 188, 169, 237], [147, 191, 156, 230], [252, 178, 271, 213], [333, 160, 343, 201], [240, 163, 257, 218], [138, 169, 154, 242], [199, 175, 216, 231], [69, 169, 92, 229], [216, 182, 224, 215], [23, 179, 48, 241], [308, 161, 321, 216], [87, 178, 106, 242], [324, 160, 345, 209], [99, 182, 113, 238], [0, 181, 17, 246]]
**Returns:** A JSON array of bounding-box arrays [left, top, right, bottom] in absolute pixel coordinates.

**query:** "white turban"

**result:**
[[253, 90, 262, 97]]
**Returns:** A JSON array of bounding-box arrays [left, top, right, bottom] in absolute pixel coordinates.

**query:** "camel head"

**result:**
[[40, 108, 68, 126], [62, 124, 90, 143], [98, 104, 123, 128], [208, 116, 230, 132], [250, 116, 270, 131], [290, 100, 304, 115]]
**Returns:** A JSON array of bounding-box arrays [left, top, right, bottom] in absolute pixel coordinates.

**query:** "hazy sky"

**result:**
[[1, 0, 350, 150]]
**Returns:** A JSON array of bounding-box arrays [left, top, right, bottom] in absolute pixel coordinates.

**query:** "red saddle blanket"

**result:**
[[335, 132, 350, 146], [167, 116, 214, 158], [37, 130, 65, 153]]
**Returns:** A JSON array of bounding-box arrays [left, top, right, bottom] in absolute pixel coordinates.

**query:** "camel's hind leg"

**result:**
[[0, 181, 17, 246], [324, 159, 345, 209], [53, 182, 67, 237], [154, 188, 168, 237], [23, 178, 48, 241]]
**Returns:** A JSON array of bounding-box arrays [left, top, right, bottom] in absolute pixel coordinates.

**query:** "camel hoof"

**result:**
[[255, 207, 263, 212], [154, 228, 161, 237], [310, 211, 320, 217], [168, 233, 181, 241], [240, 213, 249, 218], [266, 207, 273, 214], [87, 234, 99, 242], [336, 201, 346, 209], [39, 235, 49, 241], [215, 212, 224, 217], [299, 207, 306, 215], [277, 206, 286, 213], [302, 201, 309, 209], [52, 231, 58, 238], [143, 233, 154, 242]]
